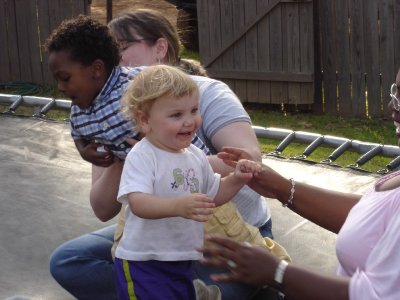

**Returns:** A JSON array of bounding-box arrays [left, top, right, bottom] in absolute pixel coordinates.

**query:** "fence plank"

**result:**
[[285, 2, 301, 105], [334, 0, 351, 115], [349, 0, 366, 116], [208, 0, 221, 70], [299, 1, 314, 105], [245, 0, 259, 103], [270, 4, 287, 104], [0, 0, 10, 82], [5, 0, 21, 82], [16, 0, 44, 83], [395, 0, 400, 72], [37, 0, 54, 85], [232, 0, 247, 101], [393, 0, 400, 116], [312, 0, 323, 112], [380, 0, 396, 113], [197, 0, 210, 66], [14, 0, 32, 81], [246, 1, 260, 99], [220, 0, 235, 90], [319, 0, 336, 114], [71, 0, 89, 16], [48, 0, 70, 37], [59, 0, 81, 20], [257, 0, 271, 103], [363, 2, 381, 117]]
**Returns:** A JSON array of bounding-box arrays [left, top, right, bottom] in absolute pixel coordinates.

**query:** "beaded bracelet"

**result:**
[[282, 178, 295, 208]]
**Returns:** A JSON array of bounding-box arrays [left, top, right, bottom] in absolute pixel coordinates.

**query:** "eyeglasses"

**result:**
[[390, 83, 400, 111], [118, 38, 151, 51]]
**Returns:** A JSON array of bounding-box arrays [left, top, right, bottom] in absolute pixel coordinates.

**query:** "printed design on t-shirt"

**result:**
[[171, 168, 200, 193]]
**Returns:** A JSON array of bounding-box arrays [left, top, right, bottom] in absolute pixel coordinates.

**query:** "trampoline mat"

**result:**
[[0, 115, 378, 299]]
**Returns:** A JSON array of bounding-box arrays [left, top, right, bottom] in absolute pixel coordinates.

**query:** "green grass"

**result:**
[[246, 107, 397, 173], [180, 44, 200, 61]]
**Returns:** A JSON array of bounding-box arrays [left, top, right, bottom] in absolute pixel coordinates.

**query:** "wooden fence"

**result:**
[[198, 0, 400, 117], [0, 0, 90, 86], [1, 0, 400, 117], [317, 0, 400, 117], [198, 0, 315, 109]]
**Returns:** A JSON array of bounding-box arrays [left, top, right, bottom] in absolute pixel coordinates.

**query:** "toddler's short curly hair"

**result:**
[[121, 65, 199, 130], [45, 15, 120, 73]]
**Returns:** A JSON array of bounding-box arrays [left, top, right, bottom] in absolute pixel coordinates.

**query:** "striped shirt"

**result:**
[[70, 66, 209, 158]]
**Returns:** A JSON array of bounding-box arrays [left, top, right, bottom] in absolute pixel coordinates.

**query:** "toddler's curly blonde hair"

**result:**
[[121, 65, 199, 130]]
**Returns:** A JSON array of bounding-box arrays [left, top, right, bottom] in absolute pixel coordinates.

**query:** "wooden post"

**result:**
[[107, 0, 112, 23]]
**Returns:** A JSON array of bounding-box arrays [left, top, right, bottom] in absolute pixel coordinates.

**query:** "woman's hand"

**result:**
[[217, 146, 254, 168], [198, 235, 278, 286], [218, 147, 285, 199]]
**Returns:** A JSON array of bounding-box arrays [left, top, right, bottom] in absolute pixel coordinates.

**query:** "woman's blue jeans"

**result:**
[[49, 225, 117, 300], [49, 220, 274, 300]]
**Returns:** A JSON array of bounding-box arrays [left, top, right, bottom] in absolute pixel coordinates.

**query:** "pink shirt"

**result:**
[[336, 171, 400, 299]]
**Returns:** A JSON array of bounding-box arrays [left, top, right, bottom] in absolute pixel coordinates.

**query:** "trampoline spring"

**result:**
[[378, 155, 400, 174], [353, 145, 383, 166], [32, 106, 42, 118], [7, 95, 23, 113], [274, 131, 296, 153], [301, 136, 324, 158], [326, 140, 352, 162], [39, 99, 57, 117]]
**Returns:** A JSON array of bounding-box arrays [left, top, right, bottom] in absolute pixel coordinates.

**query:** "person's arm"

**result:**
[[219, 147, 361, 233], [127, 192, 215, 222], [207, 122, 261, 176], [199, 236, 350, 300], [89, 138, 141, 222], [90, 163, 123, 222], [264, 174, 361, 233]]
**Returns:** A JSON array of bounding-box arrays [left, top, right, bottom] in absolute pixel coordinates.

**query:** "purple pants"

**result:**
[[114, 258, 196, 300]]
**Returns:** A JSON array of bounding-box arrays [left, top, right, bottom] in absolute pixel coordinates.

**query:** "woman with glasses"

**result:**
[[198, 70, 400, 300], [109, 9, 207, 76], [49, 9, 276, 300]]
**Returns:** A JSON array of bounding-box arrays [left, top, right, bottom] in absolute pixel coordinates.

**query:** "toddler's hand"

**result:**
[[234, 159, 262, 181], [176, 194, 215, 222]]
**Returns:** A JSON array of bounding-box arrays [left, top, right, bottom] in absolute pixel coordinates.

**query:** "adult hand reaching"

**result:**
[[219, 147, 287, 200], [198, 235, 279, 287], [217, 146, 253, 169]]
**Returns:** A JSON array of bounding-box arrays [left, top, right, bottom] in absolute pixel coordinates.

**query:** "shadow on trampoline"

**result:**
[[0, 114, 379, 299]]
